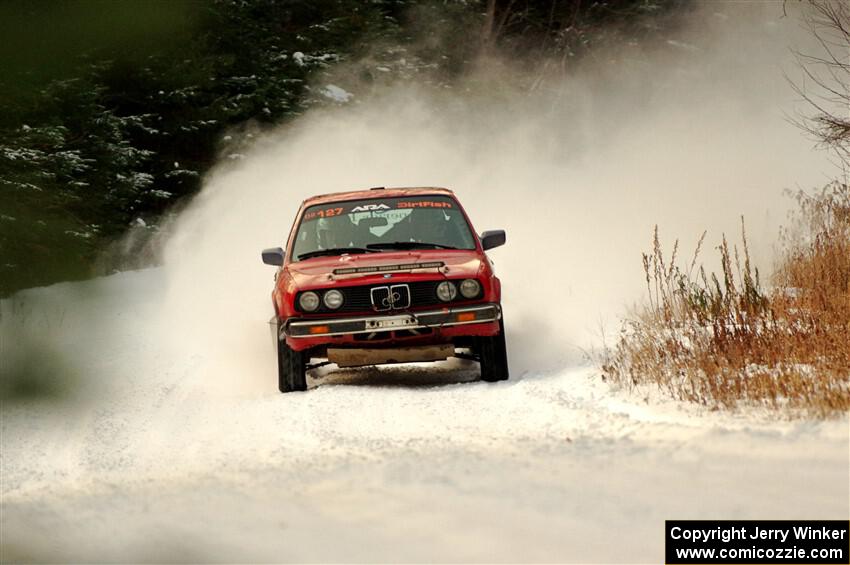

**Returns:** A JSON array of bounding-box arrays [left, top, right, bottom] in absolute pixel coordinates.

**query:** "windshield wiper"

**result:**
[[367, 241, 459, 251], [297, 247, 379, 260]]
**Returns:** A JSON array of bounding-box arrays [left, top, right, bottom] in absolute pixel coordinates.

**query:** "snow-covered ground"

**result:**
[[1, 268, 847, 562]]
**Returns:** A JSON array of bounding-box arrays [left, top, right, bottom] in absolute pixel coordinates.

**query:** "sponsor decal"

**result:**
[[351, 203, 391, 212], [302, 198, 454, 221], [398, 201, 453, 209]]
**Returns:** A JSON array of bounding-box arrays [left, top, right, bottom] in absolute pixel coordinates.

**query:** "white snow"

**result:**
[[61, 229, 93, 239], [320, 84, 353, 103], [666, 39, 701, 52], [1, 269, 847, 562], [149, 189, 173, 199]]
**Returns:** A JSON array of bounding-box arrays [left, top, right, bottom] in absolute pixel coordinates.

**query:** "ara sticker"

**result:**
[[350, 203, 391, 212]]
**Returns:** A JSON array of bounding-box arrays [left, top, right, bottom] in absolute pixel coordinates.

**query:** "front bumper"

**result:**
[[284, 303, 501, 338]]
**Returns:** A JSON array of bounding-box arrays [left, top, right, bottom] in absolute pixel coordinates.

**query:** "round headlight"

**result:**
[[436, 281, 457, 302], [299, 291, 320, 312], [323, 289, 344, 310], [459, 279, 481, 299]]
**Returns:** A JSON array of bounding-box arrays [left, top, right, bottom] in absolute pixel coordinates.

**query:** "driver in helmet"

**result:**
[[316, 215, 359, 249]]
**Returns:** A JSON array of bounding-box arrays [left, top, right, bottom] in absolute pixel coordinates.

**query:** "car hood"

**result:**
[[287, 249, 483, 288]]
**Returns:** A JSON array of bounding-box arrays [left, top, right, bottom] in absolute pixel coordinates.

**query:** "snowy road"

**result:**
[[1, 270, 847, 562]]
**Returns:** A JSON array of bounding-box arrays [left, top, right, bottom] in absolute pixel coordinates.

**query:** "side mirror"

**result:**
[[480, 230, 506, 250], [262, 247, 285, 266]]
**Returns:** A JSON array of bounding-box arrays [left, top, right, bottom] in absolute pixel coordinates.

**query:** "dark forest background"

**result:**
[[0, 0, 687, 296]]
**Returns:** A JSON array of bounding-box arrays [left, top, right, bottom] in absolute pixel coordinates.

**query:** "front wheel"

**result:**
[[277, 331, 307, 393], [477, 319, 509, 382]]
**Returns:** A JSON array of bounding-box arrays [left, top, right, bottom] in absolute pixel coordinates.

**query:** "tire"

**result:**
[[277, 332, 308, 393], [478, 318, 509, 382]]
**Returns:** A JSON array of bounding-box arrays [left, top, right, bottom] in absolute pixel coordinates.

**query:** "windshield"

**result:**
[[291, 195, 477, 260]]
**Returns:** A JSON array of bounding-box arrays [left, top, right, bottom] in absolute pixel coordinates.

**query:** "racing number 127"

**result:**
[[306, 207, 344, 220]]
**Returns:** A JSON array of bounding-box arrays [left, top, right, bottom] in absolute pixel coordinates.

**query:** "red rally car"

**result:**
[[261, 186, 508, 393]]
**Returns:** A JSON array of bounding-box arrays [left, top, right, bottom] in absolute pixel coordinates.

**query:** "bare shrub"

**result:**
[[791, 1, 850, 162], [602, 183, 850, 417]]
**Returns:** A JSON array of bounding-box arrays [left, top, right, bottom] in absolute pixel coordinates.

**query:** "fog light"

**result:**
[[436, 281, 457, 302], [323, 289, 344, 309], [459, 279, 481, 299], [299, 291, 320, 312]]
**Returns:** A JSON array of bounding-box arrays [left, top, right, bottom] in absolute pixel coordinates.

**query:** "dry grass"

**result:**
[[602, 182, 850, 417]]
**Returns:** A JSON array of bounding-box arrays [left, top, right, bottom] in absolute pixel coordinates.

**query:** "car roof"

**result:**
[[302, 186, 455, 207]]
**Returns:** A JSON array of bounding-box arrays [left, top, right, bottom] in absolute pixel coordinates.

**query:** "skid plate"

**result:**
[[328, 344, 454, 368]]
